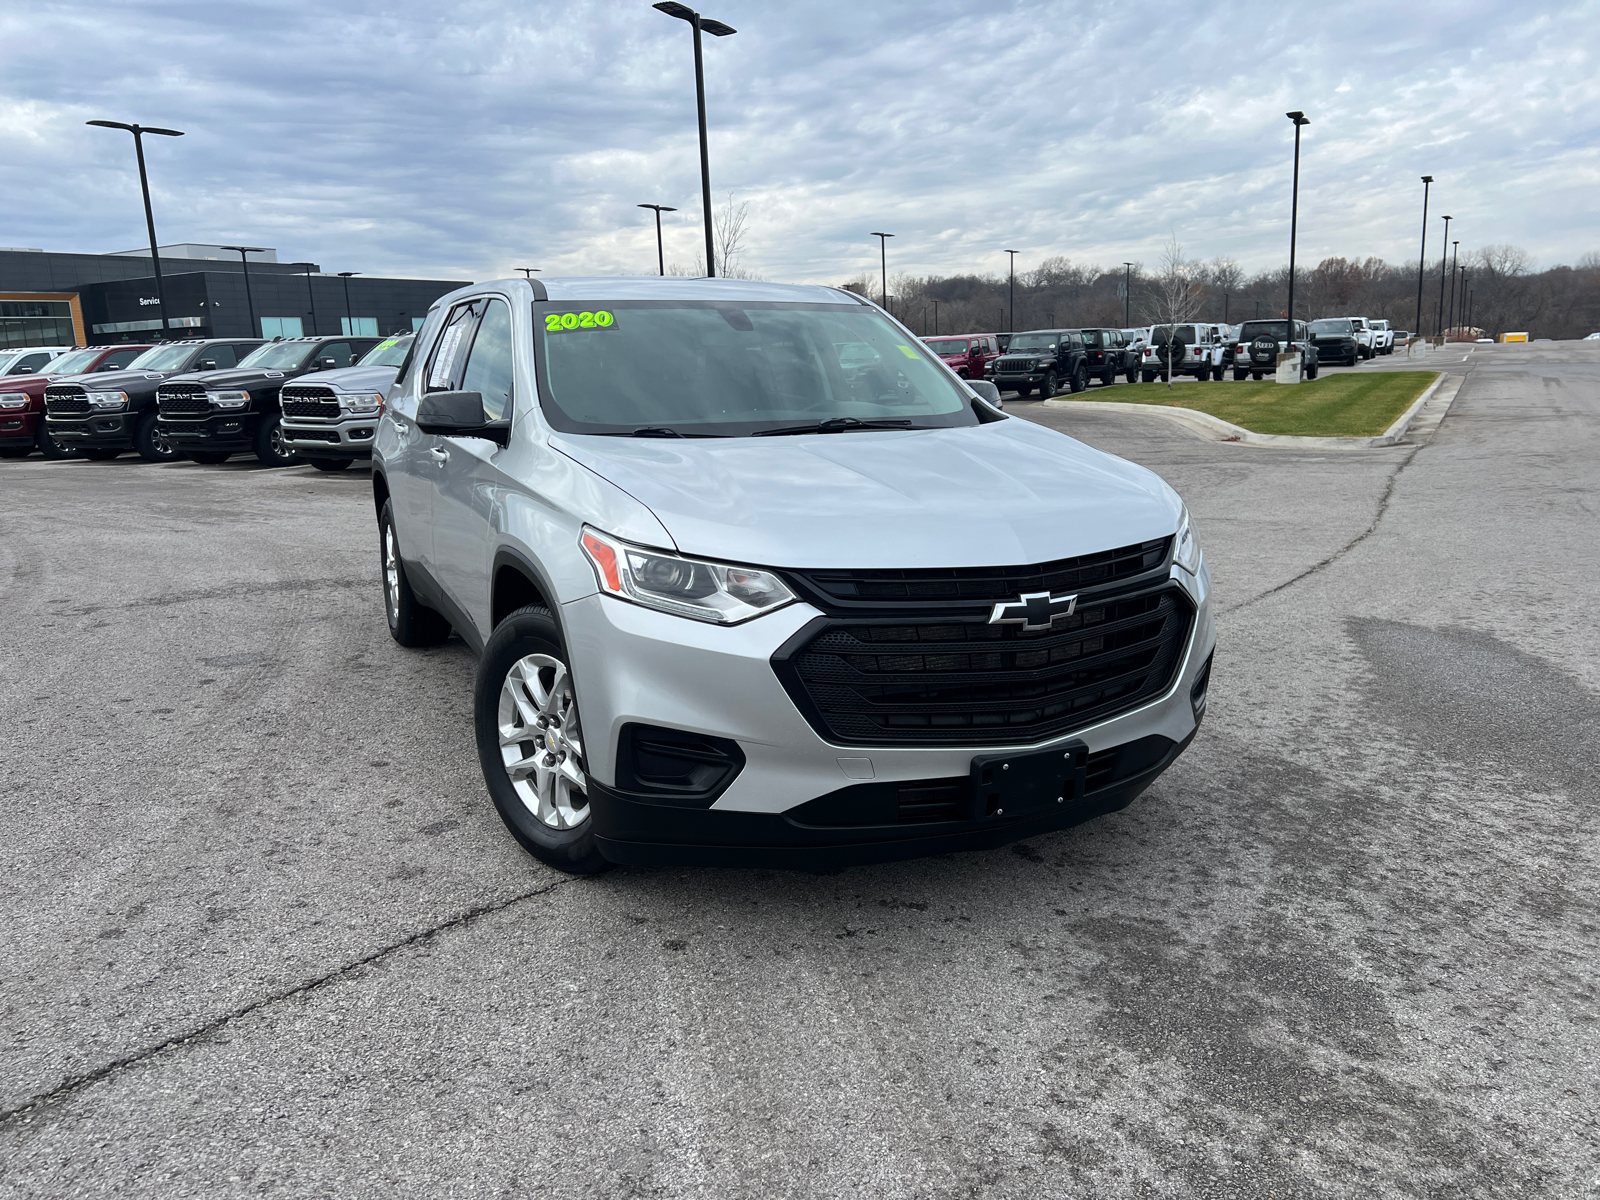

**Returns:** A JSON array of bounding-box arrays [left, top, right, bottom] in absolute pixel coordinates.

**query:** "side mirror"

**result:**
[[199, 359, 218, 371], [968, 380, 1003, 407], [416, 390, 510, 446], [317, 356, 338, 369]]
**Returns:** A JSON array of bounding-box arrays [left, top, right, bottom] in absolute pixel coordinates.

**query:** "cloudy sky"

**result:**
[[1, 1, 1596, 285]]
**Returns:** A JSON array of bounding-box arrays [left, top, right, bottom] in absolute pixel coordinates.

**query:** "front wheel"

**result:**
[[379, 499, 451, 647], [1038, 373, 1058, 399], [134, 412, 179, 463], [1068, 366, 1088, 394], [254, 413, 300, 467], [37, 423, 78, 460], [475, 605, 611, 875]]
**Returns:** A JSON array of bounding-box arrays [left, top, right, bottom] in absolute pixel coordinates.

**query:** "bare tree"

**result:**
[[664, 192, 760, 279], [1140, 235, 1205, 387]]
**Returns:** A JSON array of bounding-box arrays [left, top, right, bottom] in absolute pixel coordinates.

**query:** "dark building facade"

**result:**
[[0, 247, 468, 347]]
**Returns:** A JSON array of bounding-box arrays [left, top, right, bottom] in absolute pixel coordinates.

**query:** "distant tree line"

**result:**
[[839, 246, 1600, 341]]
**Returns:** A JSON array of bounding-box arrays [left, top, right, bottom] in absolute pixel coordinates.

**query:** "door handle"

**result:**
[[428, 446, 450, 464]]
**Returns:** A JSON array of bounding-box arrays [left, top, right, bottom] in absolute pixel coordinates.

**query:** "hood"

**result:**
[[45, 367, 179, 395], [283, 363, 400, 393], [551, 418, 1182, 570], [163, 366, 299, 390]]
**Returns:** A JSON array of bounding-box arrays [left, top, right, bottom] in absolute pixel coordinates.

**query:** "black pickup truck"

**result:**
[[45, 338, 264, 461], [156, 336, 378, 465], [987, 329, 1091, 397]]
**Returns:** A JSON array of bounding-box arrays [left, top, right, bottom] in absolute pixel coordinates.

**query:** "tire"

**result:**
[[134, 412, 179, 463], [186, 451, 232, 464], [1038, 372, 1058, 399], [1125, 368, 1137, 384], [379, 499, 452, 648], [82, 448, 122, 460], [1101, 364, 1116, 387], [1013, 385, 1032, 398], [0, 445, 30, 459], [1212, 364, 1225, 381], [308, 457, 353, 472], [1306, 362, 1319, 380], [1068, 366, 1088, 394], [1233, 369, 1248, 381], [254, 413, 300, 467], [1141, 370, 1156, 384], [475, 604, 611, 876], [1251, 371, 1263, 381], [37, 422, 78, 460]]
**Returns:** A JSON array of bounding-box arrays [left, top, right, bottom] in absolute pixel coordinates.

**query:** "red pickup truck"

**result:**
[[0, 344, 153, 459], [922, 333, 1002, 380]]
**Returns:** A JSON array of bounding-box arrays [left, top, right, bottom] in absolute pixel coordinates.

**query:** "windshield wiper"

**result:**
[[629, 426, 685, 438], [752, 417, 924, 437]]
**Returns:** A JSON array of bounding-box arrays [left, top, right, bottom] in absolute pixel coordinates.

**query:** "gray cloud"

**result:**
[[1, 0, 1596, 285]]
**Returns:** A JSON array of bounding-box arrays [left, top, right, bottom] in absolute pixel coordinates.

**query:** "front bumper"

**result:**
[[561, 560, 1215, 869], [0, 409, 41, 445], [46, 412, 136, 449], [158, 412, 259, 451], [281, 416, 377, 459]]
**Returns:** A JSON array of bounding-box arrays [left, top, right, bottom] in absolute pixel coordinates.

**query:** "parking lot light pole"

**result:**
[[292, 263, 319, 335], [932, 299, 939, 335], [1437, 215, 1452, 337], [1285, 111, 1309, 361], [1447, 240, 1460, 337], [1415, 176, 1433, 345], [1005, 250, 1020, 332], [338, 272, 360, 335], [515, 267, 541, 279], [653, 3, 735, 278], [636, 204, 677, 276], [1123, 262, 1133, 326], [871, 233, 893, 313], [87, 119, 184, 338], [219, 246, 266, 337]]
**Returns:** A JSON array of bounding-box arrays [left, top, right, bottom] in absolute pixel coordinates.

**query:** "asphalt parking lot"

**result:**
[[1, 342, 1596, 1198]]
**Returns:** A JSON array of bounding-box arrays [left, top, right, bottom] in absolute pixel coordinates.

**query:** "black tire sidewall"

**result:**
[[36, 422, 76, 459], [474, 606, 610, 874], [378, 500, 451, 646], [134, 412, 177, 462], [254, 412, 299, 467]]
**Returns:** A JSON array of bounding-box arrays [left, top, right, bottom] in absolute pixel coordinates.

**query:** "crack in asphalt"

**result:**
[[0, 879, 572, 1129], [57, 576, 370, 616]]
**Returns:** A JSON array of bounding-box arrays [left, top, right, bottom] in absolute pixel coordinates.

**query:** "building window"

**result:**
[[1, 299, 76, 350], [260, 317, 304, 339], [341, 317, 379, 336]]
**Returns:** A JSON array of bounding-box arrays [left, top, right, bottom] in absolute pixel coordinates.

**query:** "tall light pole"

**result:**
[[932, 299, 940, 336], [871, 232, 893, 313], [1285, 111, 1310, 357], [338, 271, 360, 335], [1447, 242, 1460, 337], [219, 245, 266, 337], [1223, 292, 1230, 323], [86, 119, 184, 338], [1005, 250, 1020, 332], [1123, 262, 1133, 326], [1415, 176, 1433, 344], [637, 204, 677, 276], [653, 3, 735, 278], [292, 263, 319, 335], [1437, 215, 1452, 337]]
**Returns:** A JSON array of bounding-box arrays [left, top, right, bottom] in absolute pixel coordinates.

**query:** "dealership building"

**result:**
[[0, 244, 469, 348]]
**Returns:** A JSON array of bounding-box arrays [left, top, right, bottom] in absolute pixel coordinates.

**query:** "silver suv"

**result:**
[[375, 278, 1214, 874]]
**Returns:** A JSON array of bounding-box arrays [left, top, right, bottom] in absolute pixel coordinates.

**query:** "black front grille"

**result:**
[[45, 386, 88, 415], [158, 385, 208, 417], [793, 538, 1169, 610], [281, 387, 340, 420], [994, 357, 1036, 374], [284, 426, 339, 442], [775, 583, 1193, 747]]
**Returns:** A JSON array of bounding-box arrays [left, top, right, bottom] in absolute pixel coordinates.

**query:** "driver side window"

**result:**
[[460, 298, 515, 422]]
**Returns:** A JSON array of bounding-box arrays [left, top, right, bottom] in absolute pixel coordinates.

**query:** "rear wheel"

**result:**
[[254, 413, 299, 467], [82, 448, 121, 460], [1251, 371, 1263, 381], [1125, 367, 1138, 384], [308, 457, 353, 472], [1233, 369, 1248, 381], [186, 451, 232, 464], [1101, 364, 1116, 386], [475, 605, 611, 875], [1141, 370, 1156, 384], [380, 499, 452, 647], [134, 412, 179, 463], [1306, 361, 1319, 380], [1212, 364, 1224, 381]]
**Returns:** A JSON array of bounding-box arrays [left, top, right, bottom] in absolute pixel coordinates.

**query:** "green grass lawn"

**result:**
[[1058, 371, 1438, 437]]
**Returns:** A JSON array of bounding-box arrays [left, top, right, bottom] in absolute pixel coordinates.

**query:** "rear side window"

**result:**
[[461, 298, 514, 421]]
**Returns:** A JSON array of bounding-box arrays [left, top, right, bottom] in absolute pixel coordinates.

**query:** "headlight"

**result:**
[[1174, 508, 1203, 576], [579, 527, 796, 625], [338, 392, 385, 413], [207, 390, 250, 409], [87, 390, 129, 410], [0, 393, 28, 409]]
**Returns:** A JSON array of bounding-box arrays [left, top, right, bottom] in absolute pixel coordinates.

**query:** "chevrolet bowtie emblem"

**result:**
[[989, 591, 1078, 631]]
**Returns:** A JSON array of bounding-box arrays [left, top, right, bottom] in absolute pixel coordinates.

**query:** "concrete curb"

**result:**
[[1041, 371, 1446, 451]]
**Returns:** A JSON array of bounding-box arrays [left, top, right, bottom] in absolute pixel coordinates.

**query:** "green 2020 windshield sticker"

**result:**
[[544, 310, 616, 332]]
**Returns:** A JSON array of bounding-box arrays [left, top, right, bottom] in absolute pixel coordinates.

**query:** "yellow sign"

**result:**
[[1500, 332, 1528, 342]]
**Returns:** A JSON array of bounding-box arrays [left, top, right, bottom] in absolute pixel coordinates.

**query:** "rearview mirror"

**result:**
[[968, 380, 1003, 407], [416, 390, 509, 446]]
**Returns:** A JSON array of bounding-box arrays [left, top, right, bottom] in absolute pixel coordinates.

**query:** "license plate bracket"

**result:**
[[970, 741, 1089, 820]]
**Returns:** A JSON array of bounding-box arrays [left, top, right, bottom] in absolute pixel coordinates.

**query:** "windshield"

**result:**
[[360, 335, 414, 368], [127, 344, 199, 371], [238, 342, 317, 370], [1309, 319, 1353, 336], [924, 338, 969, 356], [536, 301, 978, 437], [1006, 333, 1059, 352], [42, 348, 103, 375]]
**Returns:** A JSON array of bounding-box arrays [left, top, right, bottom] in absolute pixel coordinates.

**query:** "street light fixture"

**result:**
[[653, 3, 735, 278], [870, 232, 894, 313], [1415, 176, 1433, 344], [1123, 262, 1133, 326], [219, 245, 266, 337], [1005, 250, 1020, 332], [337, 272, 361, 335], [1437, 215, 1452, 337], [86, 119, 184, 338], [515, 267, 541, 279], [637, 204, 678, 276], [1285, 111, 1310, 368]]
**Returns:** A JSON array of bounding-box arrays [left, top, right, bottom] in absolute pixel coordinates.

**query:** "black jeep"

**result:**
[[988, 329, 1090, 397], [1080, 328, 1137, 387]]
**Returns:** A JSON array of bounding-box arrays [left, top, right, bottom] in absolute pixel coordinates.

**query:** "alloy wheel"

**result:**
[[497, 653, 589, 830], [383, 523, 400, 622]]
